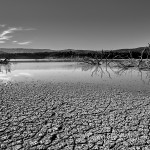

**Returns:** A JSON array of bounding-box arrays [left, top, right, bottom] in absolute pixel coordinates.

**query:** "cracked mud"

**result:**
[[0, 81, 150, 150]]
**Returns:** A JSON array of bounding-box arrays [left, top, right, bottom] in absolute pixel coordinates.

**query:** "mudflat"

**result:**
[[0, 81, 150, 150]]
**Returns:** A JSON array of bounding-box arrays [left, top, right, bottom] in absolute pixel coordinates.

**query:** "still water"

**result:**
[[0, 62, 150, 94]]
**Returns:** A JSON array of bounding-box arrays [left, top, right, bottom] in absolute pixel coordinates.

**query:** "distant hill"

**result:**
[[0, 48, 55, 53], [0, 47, 149, 59], [0, 47, 148, 54], [113, 47, 147, 53], [59, 49, 97, 54]]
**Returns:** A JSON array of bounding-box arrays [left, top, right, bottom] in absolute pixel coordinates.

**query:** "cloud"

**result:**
[[12, 40, 32, 45], [0, 24, 6, 28], [2, 27, 35, 36], [0, 27, 23, 42], [0, 41, 5, 43], [0, 35, 12, 41], [23, 28, 36, 31], [0, 26, 35, 43], [0, 27, 23, 37], [17, 41, 32, 45]]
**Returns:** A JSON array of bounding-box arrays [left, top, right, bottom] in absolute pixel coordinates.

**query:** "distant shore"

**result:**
[[1, 81, 150, 149], [4, 58, 149, 63], [9, 58, 83, 62]]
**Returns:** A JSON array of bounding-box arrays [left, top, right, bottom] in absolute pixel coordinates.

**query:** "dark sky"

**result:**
[[0, 0, 150, 50]]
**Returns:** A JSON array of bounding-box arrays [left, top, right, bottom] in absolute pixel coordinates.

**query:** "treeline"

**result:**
[[0, 51, 98, 59], [0, 48, 150, 59]]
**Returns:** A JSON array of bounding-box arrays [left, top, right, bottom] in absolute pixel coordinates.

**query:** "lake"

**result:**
[[0, 61, 150, 94]]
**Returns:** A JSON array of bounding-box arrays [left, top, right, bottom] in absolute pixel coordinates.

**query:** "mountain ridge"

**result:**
[[0, 47, 147, 54]]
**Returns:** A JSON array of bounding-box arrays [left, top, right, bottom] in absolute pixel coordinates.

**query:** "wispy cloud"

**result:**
[[13, 40, 32, 45], [17, 41, 32, 45], [0, 41, 5, 43], [0, 24, 6, 28], [0, 27, 22, 42], [23, 28, 36, 31], [0, 26, 35, 44], [1, 27, 24, 37], [0, 35, 12, 41]]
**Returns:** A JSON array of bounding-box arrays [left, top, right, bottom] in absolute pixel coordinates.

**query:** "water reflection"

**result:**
[[79, 62, 150, 85], [0, 62, 33, 83], [0, 63, 11, 74], [0, 62, 150, 94], [80, 63, 112, 78]]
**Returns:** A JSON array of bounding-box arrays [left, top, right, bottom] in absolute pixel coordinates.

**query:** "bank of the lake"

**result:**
[[9, 58, 83, 62], [1, 81, 150, 149]]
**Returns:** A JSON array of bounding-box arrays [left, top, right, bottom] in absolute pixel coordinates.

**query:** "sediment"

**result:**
[[0, 81, 150, 150]]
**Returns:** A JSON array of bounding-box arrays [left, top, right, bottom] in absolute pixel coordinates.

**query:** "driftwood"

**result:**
[[113, 44, 150, 70], [83, 57, 102, 65], [82, 44, 150, 71], [0, 58, 10, 64]]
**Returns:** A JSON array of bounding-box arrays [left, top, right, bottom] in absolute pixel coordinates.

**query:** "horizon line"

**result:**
[[0, 46, 147, 51]]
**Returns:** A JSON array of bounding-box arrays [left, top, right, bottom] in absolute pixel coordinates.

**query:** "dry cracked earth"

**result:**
[[0, 81, 150, 150]]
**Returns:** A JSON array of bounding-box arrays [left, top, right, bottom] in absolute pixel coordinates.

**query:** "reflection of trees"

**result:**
[[137, 69, 150, 85], [112, 62, 150, 85], [80, 63, 112, 79], [80, 61, 150, 84], [146, 71, 150, 84], [0, 63, 12, 74]]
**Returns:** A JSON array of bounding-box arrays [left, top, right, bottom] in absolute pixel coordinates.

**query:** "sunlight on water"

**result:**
[[0, 62, 150, 94]]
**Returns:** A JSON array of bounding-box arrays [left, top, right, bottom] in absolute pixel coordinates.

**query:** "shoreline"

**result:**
[[1, 81, 150, 149], [3, 58, 150, 63], [9, 59, 83, 63]]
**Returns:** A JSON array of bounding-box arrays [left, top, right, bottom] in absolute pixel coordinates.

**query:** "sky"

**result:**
[[0, 0, 150, 50]]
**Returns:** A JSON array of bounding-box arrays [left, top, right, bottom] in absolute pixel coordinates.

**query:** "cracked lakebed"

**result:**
[[0, 81, 150, 150]]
